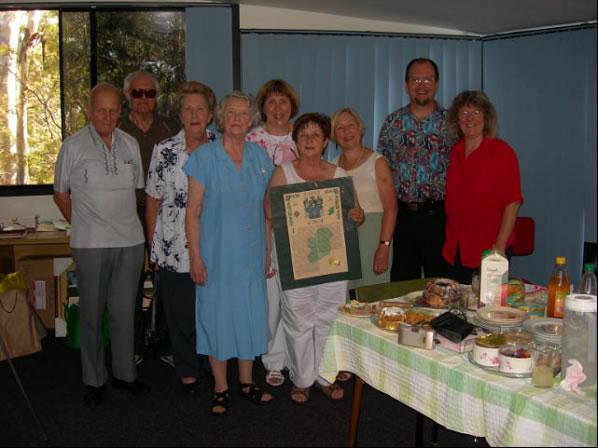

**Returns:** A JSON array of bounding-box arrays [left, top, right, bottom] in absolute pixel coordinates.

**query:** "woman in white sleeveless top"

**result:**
[[265, 113, 365, 404], [331, 108, 398, 290]]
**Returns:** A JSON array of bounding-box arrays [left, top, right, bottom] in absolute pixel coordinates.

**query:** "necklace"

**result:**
[[339, 147, 368, 171], [295, 160, 325, 181]]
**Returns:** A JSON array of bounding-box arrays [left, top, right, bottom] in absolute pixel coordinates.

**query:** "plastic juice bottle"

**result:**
[[578, 263, 597, 295], [480, 249, 509, 307], [546, 256, 570, 318]]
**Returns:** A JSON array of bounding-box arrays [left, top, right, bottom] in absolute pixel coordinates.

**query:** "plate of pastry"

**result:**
[[339, 301, 381, 318], [371, 307, 440, 332]]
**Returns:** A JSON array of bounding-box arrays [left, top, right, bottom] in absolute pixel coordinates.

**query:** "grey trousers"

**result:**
[[72, 244, 144, 387]]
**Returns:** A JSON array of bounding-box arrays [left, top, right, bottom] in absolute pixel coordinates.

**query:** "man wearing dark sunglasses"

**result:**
[[119, 71, 180, 367], [120, 71, 180, 182]]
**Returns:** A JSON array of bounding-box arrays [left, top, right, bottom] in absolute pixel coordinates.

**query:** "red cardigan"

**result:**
[[442, 136, 523, 268]]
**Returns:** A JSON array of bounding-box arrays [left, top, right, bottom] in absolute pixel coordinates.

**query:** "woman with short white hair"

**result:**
[[185, 91, 275, 416]]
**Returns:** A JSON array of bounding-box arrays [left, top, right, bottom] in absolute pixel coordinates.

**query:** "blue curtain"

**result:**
[[484, 27, 597, 284], [241, 32, 482, 158], [240, 28, 597, 284], [186, 6, 234, 103]]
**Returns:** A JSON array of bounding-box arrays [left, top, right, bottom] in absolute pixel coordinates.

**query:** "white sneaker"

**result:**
[[159, 354, 175, 369]]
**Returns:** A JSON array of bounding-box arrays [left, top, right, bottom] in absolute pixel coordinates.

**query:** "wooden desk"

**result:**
[[0, 231, 71, 273]]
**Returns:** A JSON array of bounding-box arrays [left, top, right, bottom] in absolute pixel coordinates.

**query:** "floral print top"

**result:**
[[246, 125, 298, 166], [376, 104, 453, 202], [145, 129, 215, 272]]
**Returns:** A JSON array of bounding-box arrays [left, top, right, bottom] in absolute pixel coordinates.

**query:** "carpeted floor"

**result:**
[[1, 336, 489, 447]]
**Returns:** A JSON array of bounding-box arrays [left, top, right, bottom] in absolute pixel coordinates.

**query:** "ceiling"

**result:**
[[228, 0, 597, 35]]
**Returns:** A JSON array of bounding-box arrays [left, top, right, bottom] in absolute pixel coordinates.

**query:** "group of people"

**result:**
[[53, 57, 522, 414]]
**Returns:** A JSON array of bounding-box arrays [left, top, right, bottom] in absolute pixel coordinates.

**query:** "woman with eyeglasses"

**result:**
[[264, 113, 365, 404], [184, 91, 275, 416], [442, 91, 522, 283], [145, 81, 216, 396], [245, 79, 300, 388]]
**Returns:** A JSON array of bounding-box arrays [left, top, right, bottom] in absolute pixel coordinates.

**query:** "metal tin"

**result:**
[[398, 324, 436, 350]]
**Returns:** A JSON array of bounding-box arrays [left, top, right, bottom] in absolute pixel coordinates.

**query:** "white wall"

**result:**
[[0, 195, 63, 222], [239, 4, 467, 35]]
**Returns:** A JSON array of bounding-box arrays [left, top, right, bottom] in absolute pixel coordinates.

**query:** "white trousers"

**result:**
[[282, 280, 347, 388], [262, 239, 287, 371]]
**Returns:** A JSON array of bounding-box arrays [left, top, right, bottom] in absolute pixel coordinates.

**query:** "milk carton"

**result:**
[[480, 249, 509, 307]]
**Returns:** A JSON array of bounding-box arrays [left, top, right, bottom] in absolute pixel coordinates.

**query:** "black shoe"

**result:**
[[112, 378, 151, 396], [84, 385, 105, 407], [180, 380, 199, 395]]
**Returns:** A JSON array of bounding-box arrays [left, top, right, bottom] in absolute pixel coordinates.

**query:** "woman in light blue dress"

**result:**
[[184, 91, 275, 416]]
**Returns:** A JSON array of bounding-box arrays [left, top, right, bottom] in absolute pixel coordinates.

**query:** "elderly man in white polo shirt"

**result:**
[[54, 83, 150, 406]]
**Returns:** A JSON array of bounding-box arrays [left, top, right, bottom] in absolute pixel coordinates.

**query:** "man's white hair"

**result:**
[[123, 71, 159, 97]]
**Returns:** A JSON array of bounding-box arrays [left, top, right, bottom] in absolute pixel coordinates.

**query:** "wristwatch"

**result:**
[[379, 240, 391, 246]]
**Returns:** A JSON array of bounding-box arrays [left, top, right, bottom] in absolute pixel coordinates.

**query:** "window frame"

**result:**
[[0, 5, 188, 196]]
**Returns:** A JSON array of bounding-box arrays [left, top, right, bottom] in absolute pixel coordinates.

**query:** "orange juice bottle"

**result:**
[[546, 256, 570, 318]]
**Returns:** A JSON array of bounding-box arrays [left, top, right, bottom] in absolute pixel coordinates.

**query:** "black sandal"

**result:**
[[239, 382, 272, 406], [211, 390, 229, 416]]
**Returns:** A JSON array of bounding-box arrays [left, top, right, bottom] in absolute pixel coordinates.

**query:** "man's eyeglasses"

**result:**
[[130, 89, 157, 99], [408, 77, 435, 86]]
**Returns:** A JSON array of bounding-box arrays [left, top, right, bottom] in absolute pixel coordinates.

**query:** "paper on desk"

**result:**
[[36, 221, 56, 231], [53, 219, 71, 230]]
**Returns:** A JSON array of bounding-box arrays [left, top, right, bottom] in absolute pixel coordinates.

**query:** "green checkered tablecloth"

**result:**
[[320, 313, 597, 447]]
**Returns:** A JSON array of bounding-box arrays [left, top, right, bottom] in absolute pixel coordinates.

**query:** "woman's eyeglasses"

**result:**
[[130, 89, 157, 99]]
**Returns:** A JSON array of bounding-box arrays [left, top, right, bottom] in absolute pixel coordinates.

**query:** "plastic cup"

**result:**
[[531, 342, 556, 387]]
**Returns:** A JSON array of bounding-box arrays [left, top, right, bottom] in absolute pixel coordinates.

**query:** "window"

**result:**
[[0, 7, 185, 191]]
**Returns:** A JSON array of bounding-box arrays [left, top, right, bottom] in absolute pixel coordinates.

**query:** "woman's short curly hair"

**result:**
[[447, 90, 498, 140], [174, 81, 216, 123], [330, 107, 366, 143], [214, 91, 260, 132], [255, 79, 300, 122], [292, 113, 331, 143]]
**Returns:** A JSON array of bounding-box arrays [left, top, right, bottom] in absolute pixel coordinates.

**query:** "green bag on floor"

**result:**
[[64, 303, 110, 349]]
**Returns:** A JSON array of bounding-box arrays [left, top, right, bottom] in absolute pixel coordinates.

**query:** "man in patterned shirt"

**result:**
[[377, 58, 453, 281]]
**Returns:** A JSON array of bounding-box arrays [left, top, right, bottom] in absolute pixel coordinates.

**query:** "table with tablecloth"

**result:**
[[319, 311, 597, 447]]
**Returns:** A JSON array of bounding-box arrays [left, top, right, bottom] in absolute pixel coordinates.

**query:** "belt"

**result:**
[[398, 200, 445, 214]]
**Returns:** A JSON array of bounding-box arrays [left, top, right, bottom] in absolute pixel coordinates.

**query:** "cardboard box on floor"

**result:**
[[19, 258, 56, 329], [54, 257, 76, 337]]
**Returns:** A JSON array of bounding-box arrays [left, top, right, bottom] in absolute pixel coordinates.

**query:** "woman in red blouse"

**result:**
[[442, 91, 523, 283]]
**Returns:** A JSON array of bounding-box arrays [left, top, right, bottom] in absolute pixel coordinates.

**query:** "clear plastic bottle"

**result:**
[[546, 256, 570, 318], [561, 294, 597, 391], [578, 263, 597, 295]]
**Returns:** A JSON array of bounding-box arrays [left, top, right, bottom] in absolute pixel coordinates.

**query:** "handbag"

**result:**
[[0, 273, 42, 361], [430, 310, 475, 343]]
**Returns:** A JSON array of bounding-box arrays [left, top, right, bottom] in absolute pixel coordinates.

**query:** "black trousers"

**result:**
[[447, 246, 513, 285], [446, 248, 477, 285], [159, 271, 199, 379], [391, 204, 447, 281], [134, 203, 169, 355]]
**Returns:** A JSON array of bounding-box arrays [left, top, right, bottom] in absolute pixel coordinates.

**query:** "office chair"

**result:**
[[512, 217, 535, 257]]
